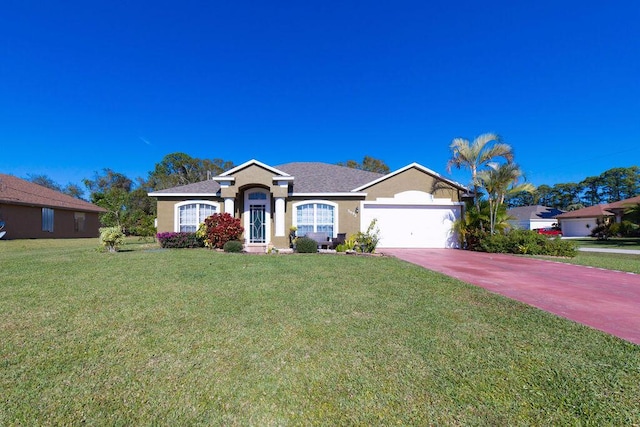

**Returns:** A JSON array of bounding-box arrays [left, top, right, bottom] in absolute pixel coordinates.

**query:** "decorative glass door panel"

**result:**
[[250, 205, 266, 243]]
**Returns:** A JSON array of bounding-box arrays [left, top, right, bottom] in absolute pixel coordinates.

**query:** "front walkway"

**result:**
[[381, 249, 640, 345]]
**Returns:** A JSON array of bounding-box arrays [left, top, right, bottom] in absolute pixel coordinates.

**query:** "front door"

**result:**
[[244, 189, 271, 245], [250, 205, 266, 243]]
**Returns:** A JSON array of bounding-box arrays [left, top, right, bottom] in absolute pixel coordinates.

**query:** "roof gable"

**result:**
[[0, 174, 106, 212], [220, 159, 291, 178], [352, 162, 468, 192]]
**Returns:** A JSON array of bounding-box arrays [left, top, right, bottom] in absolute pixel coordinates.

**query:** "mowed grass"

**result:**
[[545, 251, 640, 274], [1, 239, 639, 425]]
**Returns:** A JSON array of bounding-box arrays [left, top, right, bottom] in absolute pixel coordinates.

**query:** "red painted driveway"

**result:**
[[382, 249, 640, 345]]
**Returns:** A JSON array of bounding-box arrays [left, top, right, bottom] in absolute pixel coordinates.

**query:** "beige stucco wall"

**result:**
[[152, 163, 465, 248], [363, 167, 463, 202]]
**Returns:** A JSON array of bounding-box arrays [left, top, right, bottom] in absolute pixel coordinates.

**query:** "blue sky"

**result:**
[[2, 1, 639, 190]]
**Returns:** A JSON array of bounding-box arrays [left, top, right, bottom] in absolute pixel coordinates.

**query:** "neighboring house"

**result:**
[[507, 205, 565, 231], [149, 159, 470, 250], [0, 173, 107, 239], [556, 205, 614, 237], [556, 195, 640, 237], [605, 195, 640, 223]]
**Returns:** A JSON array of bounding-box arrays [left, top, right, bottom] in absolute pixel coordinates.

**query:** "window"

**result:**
[[176, 202, 218, 232], [74, 212, 86, 232], [42, 208, 54, 232], [295, 202, 336, 236]]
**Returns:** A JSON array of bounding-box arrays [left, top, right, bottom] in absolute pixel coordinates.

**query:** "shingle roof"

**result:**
[[556, 204, 613, 219], [0, 174, 107, 212], [275, 162, 384, 193], [606, 195, 640, 210], [149, 180, 221, 195], [149, 162, 385, 195], [507, 205, 565, 221]]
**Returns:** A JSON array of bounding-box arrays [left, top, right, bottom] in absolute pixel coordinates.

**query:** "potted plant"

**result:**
[[289, 226, 298, 249]]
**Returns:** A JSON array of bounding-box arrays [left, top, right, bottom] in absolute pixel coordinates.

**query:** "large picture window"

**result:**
[[294, 202, 336, 237], [176, 201, 218, 232]]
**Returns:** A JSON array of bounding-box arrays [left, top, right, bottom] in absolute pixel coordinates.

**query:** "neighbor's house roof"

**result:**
[[508, 205, 565, 221], [149, 161, 467, 196], [555, 204, 613, 219], [0, 173, 106, 213], [555, 195, 640, 219], [606, 195, 640, 211]]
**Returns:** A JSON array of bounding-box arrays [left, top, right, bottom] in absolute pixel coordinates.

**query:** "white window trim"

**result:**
[[174, 200, 220, 232], [292, 200, 338, 237]]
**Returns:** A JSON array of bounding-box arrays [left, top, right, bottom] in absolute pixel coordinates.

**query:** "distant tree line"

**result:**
[[506, 166, 640, 211]]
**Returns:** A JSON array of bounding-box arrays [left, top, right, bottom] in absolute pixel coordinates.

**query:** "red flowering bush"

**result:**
[[201, 213, 244, 249]]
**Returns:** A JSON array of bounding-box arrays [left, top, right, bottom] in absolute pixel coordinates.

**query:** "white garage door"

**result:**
[[361, 203, 461, 249], [560, 218, 597, 237]]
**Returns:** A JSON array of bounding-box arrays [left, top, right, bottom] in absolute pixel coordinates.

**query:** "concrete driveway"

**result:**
[[381, 249, 640, 345]]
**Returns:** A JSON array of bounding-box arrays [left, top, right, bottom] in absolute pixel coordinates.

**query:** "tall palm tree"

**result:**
[[446, 133, 514, 210], [477, 162, 534, 234]]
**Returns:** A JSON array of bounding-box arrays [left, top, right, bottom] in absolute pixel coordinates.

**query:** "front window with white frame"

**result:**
[[294, 201, 337, 237], [175, 201, 218, 232]]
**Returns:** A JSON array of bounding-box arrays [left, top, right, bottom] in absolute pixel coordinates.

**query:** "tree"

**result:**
[[337, 156, 390, 174], [446, 133, 514, 211], [26, 174, 85, 200], [600, 166, 640, 203], [84, 169, 135, 230], [27, 174, 62, 191], [477, 163, 534, 234], [147, 152, 234, 190]]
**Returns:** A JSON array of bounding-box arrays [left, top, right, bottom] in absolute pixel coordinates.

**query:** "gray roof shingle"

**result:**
[[276, 162, 384, 193], [150, 162, 384, 195]]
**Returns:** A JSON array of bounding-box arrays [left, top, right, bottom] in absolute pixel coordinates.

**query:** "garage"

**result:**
[[359, 191, 463, 249]]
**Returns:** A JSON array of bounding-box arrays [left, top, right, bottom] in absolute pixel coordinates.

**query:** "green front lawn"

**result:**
[[571, 237, 640, 250], [1, 239, 638, 425]]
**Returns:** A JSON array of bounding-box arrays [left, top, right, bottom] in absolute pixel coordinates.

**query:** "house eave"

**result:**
[[148, 192, 220, 197], [290, 192, 368, 197]]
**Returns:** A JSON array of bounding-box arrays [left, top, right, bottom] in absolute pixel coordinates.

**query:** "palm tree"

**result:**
[[477, 162, 535, 234], [446, 133, 514, 210]]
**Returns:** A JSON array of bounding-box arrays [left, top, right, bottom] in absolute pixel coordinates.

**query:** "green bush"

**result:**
[[295, 236, 318, 253], [223, 240, 244, 253], [99, 226, 125, 252], [477, 229, 577, 257], [355, 219, 380, 253]]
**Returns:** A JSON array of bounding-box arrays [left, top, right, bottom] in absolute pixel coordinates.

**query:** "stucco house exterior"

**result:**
[[507, 205, 564, 231], [149, 159, 470, 250], [0, 173, 107, 239], [556, 195, 640, 237]]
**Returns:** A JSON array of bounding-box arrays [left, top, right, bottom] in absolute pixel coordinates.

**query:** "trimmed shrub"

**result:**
[[476, 229, 577, 257], [157, 232, 204, 249], [295, 236, 318, 253], [223, 240, 244, 253], [99, 226, 125, 252], [202, 213, 244, 249]]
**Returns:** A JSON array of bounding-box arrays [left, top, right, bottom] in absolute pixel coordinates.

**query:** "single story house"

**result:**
[[0, 173, 107, 239], [556, 195, 640, 237], [149, 159, 470, 250], [507, 205, 565, 231]]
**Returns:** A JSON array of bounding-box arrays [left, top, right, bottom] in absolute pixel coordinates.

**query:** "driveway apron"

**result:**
[[382, 249, 640, 345]]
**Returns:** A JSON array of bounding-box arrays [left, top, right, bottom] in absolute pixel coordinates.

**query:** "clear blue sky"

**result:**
[[2, 1, 639, 190]]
